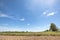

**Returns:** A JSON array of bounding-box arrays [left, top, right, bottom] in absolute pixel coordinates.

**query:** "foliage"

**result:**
[[49, 23, 58, 31]]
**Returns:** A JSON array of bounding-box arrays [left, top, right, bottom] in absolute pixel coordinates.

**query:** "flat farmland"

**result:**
[[0, 36, 60, 40], [0, 32, 60, 40]]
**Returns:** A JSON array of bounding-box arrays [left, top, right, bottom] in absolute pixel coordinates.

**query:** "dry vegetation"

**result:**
[[0, 31, 60, 36], [0, 36, 60, 40], [0, 31, 60, 40]]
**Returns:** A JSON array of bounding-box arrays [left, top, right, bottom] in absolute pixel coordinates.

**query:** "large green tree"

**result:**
[[49, 23, 58, 31]]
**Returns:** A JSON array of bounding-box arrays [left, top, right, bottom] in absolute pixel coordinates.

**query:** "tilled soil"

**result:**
[[0, 36, 60, 40]]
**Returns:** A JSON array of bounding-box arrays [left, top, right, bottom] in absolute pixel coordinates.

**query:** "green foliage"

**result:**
[[49, 23, 58, 31], [44, 30, 49, 32]]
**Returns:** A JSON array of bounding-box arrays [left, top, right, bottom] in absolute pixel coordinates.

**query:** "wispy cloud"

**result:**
[[43, 11, 47, 15], [25, 0, 57, 17], [0, 13, 8, 17], [47, 12, 55, 16], [0, 13, 25, 21], [19, 18, 25, 21], [0, 13, 15, 19], [43, 11, 55, 16]]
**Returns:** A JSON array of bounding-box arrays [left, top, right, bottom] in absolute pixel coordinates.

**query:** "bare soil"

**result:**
[[0, 36, 60, 40]]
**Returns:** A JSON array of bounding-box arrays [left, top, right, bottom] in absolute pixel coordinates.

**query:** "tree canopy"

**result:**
[[49, 23, 58, 31]]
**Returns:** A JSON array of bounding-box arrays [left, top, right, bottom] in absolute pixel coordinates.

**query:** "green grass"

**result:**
[[0, 31, 60, 36]]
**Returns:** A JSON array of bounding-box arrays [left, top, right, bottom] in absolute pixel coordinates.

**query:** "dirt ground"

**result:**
[[0, 36, 60, 40]]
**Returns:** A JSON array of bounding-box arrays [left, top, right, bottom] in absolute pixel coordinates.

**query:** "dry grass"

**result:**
[[0, 36, 60, 40], [0, 31, 60, 36], [0, 31, 60, 40]]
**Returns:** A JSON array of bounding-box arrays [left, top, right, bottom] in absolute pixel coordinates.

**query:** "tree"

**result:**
[[44, 30, 49, 32], [49, 23, 58, 31]]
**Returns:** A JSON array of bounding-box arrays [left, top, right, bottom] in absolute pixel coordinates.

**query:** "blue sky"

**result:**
[[0, 0, 60, 32]]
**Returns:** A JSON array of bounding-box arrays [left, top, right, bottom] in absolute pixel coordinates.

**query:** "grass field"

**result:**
[[0, 31, 60, 40], [0, 31, 60, 36]]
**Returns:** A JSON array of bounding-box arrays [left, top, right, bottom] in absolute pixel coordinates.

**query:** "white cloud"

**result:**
[[43, 11, 55, 16], [0, 13, 8, 17], [0, 13, 15, 19], [47, 12, 55, 16], [0, 13, 25, 21], [19, 18, 25, 21], [43, 12, 47, 15]]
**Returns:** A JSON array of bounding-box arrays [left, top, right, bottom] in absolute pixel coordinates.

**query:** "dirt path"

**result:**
[[0, 36, 60, 40]]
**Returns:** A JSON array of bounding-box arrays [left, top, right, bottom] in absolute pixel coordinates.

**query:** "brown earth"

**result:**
[[0, 36, 60, 40]]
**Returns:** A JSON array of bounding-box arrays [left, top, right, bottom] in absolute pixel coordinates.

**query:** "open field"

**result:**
[[0, 36, 60, 40], [0, 31, 60, 36], [0, 32, 60, 40]]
